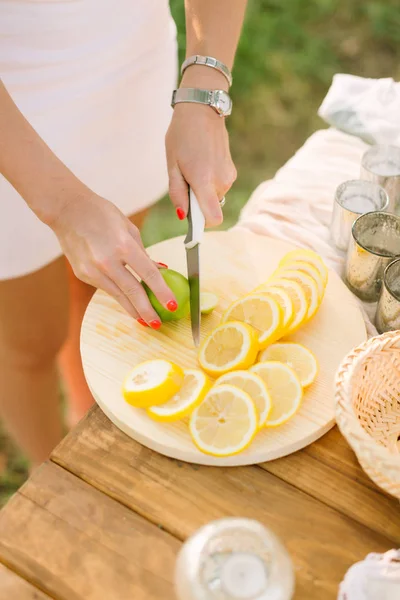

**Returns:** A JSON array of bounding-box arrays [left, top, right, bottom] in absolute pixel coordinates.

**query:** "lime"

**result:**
[[143, 268, 190, 322], [200, 292, 219, 314]]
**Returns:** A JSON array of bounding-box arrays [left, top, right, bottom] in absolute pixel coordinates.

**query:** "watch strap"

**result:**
[[171, 88, 212, 108], [181, 55, 233, 87]]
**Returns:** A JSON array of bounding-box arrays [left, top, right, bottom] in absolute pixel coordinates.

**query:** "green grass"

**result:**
[[1, 0, 400, 506]]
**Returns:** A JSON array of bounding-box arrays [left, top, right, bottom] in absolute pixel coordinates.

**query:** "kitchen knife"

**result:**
[[184, 189, 206, 347]]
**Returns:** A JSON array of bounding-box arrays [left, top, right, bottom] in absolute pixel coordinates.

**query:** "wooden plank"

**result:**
[[0, 563, 51, 600], [52, 407, 397, 600], [261, 427, 400, 544], [0, 462, 179, 600]]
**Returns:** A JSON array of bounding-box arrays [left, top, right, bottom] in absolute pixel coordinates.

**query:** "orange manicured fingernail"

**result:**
[[167, 300, 178, 312], [157, 262, 168, 268], [137, 318, 149, 327], [176, 207, 185, 220], [150, 320, 162, 330]]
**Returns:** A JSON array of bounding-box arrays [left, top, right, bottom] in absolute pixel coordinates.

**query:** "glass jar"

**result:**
[[175, 518, 295, 600]]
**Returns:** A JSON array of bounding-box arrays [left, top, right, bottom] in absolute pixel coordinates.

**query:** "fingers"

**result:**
[[111, 264, 164, 328], [75, 241, 176, 327], [168, 165, 189, 220], [170, 161, 237, 228], [93, 272, 140, 321], [190, 182, 223, 227], [124, 240, 177, 310]]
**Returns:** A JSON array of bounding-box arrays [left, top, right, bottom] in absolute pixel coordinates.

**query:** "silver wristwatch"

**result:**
[[171, 88, 232, 117]]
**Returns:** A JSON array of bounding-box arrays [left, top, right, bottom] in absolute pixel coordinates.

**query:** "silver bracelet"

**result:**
[[181, 55, 233, 87]]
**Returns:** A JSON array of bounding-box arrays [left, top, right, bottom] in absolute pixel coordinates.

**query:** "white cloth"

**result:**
[[318, 74, 400, 146], [338, 549, 400, 600], [0, 0, 177, 279], [234, 127, 378, 337]]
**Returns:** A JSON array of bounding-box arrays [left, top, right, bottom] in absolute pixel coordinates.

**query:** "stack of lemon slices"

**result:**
[[122, 249, 327, 458]]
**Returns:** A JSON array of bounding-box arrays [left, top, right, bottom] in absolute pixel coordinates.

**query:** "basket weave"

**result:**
[[335, 330, 400, 500]]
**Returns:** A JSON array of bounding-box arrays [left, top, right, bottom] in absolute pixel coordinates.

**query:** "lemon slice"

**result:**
[[201, 292, 219, 315], [198, 321, 259, 377], [221, 294, 283, 349], [147, 369, 211, 422], [273, 270, 319, 321], [280, 249, 328, 287], [122, 360, 184, 408], [215, 371, 272, 428], [259, 343, 318, 387], [259, 286, 294, 332], [251, 362, 303, 427], [261, 279, 307, 335], [189, 384, 258, 456], [277, 261, 325, 299]]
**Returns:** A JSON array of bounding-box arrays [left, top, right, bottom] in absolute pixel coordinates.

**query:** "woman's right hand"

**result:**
[[51, 193, 178, 329]]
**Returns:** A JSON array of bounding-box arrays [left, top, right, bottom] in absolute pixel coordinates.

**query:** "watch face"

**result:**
[[215, 91, 232, 116]]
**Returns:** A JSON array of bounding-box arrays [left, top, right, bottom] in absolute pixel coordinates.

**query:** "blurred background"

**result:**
[[1, 0, 400, 505]]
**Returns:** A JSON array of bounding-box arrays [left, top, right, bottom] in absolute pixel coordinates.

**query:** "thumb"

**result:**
[[168, 165, 189, 221]]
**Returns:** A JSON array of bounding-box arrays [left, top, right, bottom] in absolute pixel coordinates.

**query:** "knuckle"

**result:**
[[115, 238, 133, 257], [120, 282, 139, 299], [219, 167, 237, 191], [75, 263, 94, 283], [142, 266, 161, 285], [90, 251, 110, 271]]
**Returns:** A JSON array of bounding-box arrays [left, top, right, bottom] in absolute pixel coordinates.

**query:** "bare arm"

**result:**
[[0, 80, 176, 325], [166, 0, 247, 226], [0, 80, 89, 225], [183, 0, 247, 75]]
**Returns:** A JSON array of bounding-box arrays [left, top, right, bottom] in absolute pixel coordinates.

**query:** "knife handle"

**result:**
[[184, 189, 206, 250]]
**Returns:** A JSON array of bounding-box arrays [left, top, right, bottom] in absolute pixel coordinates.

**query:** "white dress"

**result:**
[[0, 0, 177, 279]]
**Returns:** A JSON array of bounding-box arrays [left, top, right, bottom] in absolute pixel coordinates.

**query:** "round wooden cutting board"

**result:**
[[81, 230, 367, 466]]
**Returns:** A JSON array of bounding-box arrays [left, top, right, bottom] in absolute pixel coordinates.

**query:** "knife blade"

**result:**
[[184, 189, 205, 346]]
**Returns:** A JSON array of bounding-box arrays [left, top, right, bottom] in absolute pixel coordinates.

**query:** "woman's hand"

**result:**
[[51, 193, 177, 328], [165, 102, 237, 228]]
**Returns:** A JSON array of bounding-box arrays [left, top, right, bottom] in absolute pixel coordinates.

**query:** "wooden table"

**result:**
[[0, 406, 399, 600]]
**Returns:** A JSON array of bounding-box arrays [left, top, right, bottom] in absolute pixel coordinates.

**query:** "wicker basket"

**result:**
[[335, 330, 400, 500]]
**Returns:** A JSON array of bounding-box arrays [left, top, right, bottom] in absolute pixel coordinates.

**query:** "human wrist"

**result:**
[[30, 172, 93, 228], [180, 65, 230, 92]]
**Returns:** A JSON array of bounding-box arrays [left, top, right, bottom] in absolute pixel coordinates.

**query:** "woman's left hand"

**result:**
[[165, 102, 237, 227]]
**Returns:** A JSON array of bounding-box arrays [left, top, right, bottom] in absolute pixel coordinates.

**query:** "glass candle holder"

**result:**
[[375, 258, 400, 334], [345, 212, 400, 302], [331, 180, 389, 251], [360, 145, 400, 214], [175, 518, 295, 600]]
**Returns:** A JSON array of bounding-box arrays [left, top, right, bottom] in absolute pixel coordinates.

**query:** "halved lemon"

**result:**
[[259, 279, 307, 335], [189, 384, 258, 456], [277, 261, 325, 300], [279, 249, 328, 287], [122, 359, 184, 408], [221, 294, 283, 349], [147, 369, 211, 422], [198, 321, 259, 377], [259, 343, 318, 387], [201, 292, 219, 315], [215, 370, 271, 428], [251, 362, 303, 427], [272, 270, 319, 321]]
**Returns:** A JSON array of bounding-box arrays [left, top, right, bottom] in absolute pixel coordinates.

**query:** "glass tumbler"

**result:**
[[345, 212, 400, 302], [375, 258, 400, 334], [360, 145, 400, 214], [331, 180, 389, 251], [175, 518, 295, 600]]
